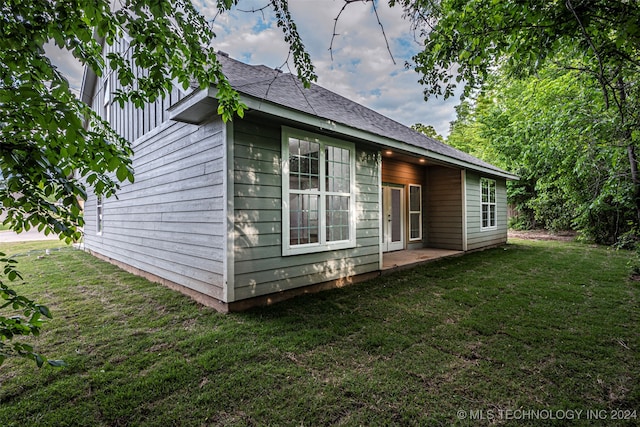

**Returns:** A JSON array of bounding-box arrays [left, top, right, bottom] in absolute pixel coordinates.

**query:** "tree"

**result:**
[[0, 0, 314, 367], [478, 66, 631, 241], [446, 97, 499, 165], [411, 123, 444, 141], [394, 0, 640, 224]]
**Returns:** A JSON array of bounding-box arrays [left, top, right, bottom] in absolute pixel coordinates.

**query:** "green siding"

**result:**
[[465, 171, 508, 250], [232, 117, 381, 301], [84, 118, 227, 301]]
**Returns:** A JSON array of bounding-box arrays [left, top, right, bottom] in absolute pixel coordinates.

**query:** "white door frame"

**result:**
[[382, 185, 405, 252]]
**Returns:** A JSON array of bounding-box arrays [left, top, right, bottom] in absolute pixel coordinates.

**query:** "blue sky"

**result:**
[[51, 0, 460, 136]]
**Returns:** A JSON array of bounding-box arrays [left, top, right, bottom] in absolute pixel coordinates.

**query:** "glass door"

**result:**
[[382, 186, 404, 252]]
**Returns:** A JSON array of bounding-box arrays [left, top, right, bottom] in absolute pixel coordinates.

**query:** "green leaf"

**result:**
[[108, 155, 121, 171], [34, 354, 45, 368], [38, 305, 52, 319], [116, 164, 129, 182]]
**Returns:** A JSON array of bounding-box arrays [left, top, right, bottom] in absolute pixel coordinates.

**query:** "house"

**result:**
[[80, 42, 517, 312]]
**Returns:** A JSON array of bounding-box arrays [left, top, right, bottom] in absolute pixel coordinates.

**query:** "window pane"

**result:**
[[103, 80, 110, 106], [290, 154, 299, 173], [290, 194, 318, 245], [490, 205, 496, 227], [326, 195, 350, 242], [482, 205, 488, 228], [325, 145, 350, 193], [97, 208, 103, 233], [410, 213, 420, 240], [96, 196, 103, 234], [326, 176, 334, 192], [409, 186, 421, 212], [289, 194, 300, 245], [391, 189, 401, 242], [289, 138, 319, 190], [489, 181, 496, 203]]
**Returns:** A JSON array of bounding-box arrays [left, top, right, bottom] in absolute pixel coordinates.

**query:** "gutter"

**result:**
[[169, 87, 520, 181]]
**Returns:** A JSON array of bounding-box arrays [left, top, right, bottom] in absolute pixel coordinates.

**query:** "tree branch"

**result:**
[[237, 3, 271, 20], [330, 0, 395, 64], [254, 52, 318, 117], [330, 0, 354, 61], [565, 0, 609, 108], [371, 0, 395, 64]]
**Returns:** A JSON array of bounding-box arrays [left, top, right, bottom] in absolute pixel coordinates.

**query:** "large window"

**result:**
[[282, 128, 356, 255], [481, 178, 497, 229], [408, 184, 422, 241]]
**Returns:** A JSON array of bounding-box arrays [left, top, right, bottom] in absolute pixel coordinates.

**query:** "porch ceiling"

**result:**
[[382, 149, 448, 168]]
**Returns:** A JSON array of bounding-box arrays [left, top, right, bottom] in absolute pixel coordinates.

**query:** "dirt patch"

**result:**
[[508, 229, 577, 242]]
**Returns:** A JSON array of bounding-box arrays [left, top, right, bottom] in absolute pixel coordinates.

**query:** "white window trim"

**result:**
[[103, 78, 111, 122], [96, 196, 103, 235], [408, 184, 422, 241], [480, 178, 497, 230], [282, 126, 357, 256]]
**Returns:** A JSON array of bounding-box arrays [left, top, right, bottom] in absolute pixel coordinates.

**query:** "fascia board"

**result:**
[[238, 94, 519, 181], [170, 87, 519, 180]]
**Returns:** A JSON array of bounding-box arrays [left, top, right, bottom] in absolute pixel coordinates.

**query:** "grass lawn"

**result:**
[[0, 239, 638, 426]]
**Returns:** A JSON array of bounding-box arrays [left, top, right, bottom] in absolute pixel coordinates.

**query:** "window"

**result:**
[[481, 178, 497, 229], [103, 78, 111, 122], [408, 184, 422, 241], [282, 127, 356, 255], [96, 196, 103, 235]]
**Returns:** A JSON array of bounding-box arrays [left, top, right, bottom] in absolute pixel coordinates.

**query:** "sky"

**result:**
[[51, 0, 460, 137]]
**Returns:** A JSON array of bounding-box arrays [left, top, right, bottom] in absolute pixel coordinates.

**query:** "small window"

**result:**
[[96, 196, 103, 235], [481, 178, 497, 229], [408, 184, 422, 241], [103, 78, 111, 122], [282, 127, 356, 256]]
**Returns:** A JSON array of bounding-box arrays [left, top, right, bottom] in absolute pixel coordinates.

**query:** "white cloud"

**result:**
[[208, 0, 458, 136], [50, 0, 459, 136], [45, 43, 84, 96]]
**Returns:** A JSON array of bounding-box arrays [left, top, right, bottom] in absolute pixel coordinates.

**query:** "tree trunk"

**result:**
[[617, 76, 640, 224], [627, 143, 640, 223]]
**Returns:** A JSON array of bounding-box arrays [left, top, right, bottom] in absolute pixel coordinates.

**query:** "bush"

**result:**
[[508, 214, 533, 230]]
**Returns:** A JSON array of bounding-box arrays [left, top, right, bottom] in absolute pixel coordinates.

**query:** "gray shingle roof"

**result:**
[[217, 54, 510, 176]]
